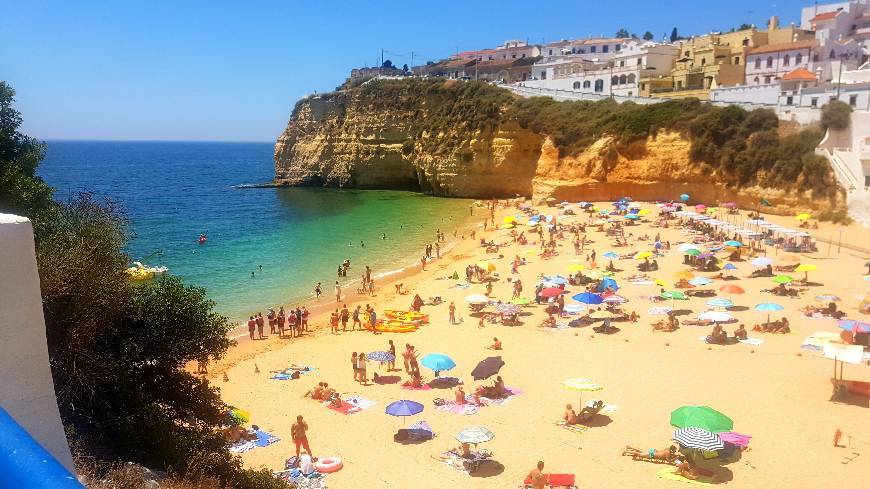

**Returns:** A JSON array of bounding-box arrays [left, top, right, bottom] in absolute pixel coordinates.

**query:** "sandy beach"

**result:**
[[205, 201, 870, 489]]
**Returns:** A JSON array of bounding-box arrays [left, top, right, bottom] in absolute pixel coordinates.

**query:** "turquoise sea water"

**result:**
[[39, 141, 473, 320]]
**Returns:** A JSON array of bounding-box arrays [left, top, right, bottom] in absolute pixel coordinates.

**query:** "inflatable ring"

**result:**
[[314, 457, 343, 473]]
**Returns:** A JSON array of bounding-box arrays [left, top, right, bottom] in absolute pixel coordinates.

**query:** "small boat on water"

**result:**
[[125, 261, 168, 281]]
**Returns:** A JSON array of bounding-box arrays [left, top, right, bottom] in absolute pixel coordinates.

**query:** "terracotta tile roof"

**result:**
[[782, 67, 817, 81], [749, 40, 816, 55], [811, 11, 840, 22]]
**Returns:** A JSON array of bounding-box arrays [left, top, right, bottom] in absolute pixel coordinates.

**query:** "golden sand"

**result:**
[[208, 202, 869, 489]]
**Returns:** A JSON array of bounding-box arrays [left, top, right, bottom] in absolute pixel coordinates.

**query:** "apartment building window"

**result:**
[[603, 45, 609, 53], [637, 58, 642, 65], [850, 94, 858, 107], [783, 54, 790, 66], [764, 76, 771, 84], [786, 96, 793, 105], [612, 76, 619, 85], [591, 46, 597, 53], [627, 74, 636, 83], [811, 97, 818, 107], [548, 49, 553, 55], [573, 81, 581, 89], [795, 53, 802, 64], [583, 80, 591, 88], [742, 38, 749, 46], [594, 79, 604, 92], [619, 60, 625, 67], [521, 53, 526, 58], [813, 53, 819, 62], [734, 56, 740, 65], [684, 51, 690, 57], [754, 58, 761, 69], [615, 44, 621, 51], [677, 80, 683, 89], [766, 56, 773, 68], [701, 58, 706, 66]]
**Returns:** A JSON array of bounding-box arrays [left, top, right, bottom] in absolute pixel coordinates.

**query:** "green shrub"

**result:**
[[821, 100, 852, 131]]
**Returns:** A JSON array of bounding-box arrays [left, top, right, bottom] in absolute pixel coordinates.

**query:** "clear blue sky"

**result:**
[[2, 0, 812, 142]]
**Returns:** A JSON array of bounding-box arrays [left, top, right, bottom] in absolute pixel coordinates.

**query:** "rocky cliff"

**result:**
[[275, 79, 845, 216]]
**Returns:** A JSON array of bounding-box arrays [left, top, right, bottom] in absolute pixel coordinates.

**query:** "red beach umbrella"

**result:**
[[540, 287, 565, 298], [719, 284, 745, 295]]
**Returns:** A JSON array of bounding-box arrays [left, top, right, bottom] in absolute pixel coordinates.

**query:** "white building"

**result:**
[[745, 40, 816, 85], [800, 0, 870, 45]]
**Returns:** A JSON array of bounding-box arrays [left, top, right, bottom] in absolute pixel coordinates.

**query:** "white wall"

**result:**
[[0, 214, 75, 472]]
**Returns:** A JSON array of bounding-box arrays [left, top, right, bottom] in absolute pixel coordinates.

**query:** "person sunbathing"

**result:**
[[431, 442, 473, 461], [321, 383, 336, 400], [563, 404, 580, 425], [578, 400, 604, 421], [223, 424, 257, 443], [733, 324, 748, 341], [541, 314, 557, 328], [328, 392, 343, 408], [622, 445, 678, 463], [706, 324, 728, 344]]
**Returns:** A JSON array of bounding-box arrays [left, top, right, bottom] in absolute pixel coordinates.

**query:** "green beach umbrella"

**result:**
[[772, 275, 794, 284], [670, 405, 733, 433], [660, 290, 688, 300], [685, 248, 702, 257], [511, 297, 531, 306]]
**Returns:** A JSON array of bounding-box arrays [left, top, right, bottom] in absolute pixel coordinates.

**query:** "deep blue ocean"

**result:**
[[38, 141, 472, 320]]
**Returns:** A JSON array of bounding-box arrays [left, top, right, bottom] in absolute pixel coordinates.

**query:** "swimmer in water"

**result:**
[[360, 241, 365, 248], [251, 271, 255, 279], [382, 233, 386, 240]]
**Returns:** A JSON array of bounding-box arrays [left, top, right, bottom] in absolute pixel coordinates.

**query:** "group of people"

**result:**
[[247, 306, 309, 340]]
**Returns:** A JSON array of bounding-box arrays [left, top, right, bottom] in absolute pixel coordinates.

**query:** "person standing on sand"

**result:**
[[314, 282, 322, 300], [421, 255, 426, 271], [388, 340, 396, 371], [287, 309, 298, 339], [435, 242, 440, 259], [334, 281, 341, 302], [369, 308, 377, 330], [351, 352, 359, 382], [256, 312, 265, 339], [330, 310, 339, 334], [300, 306, 308, 332], [357, 352, 367, 384], [247, 315, 256, 341], [267, 308, 276, 335], [403, 343, 412, 373], [528, 461, 547, 489], [291, 415, 313, 462], [448, 302, 456, 325], [278, 308, 286, 338], [340, 304, 349, 331], [352, 305, 361, 330]]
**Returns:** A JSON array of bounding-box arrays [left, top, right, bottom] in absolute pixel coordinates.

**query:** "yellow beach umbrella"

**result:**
[[502, 215, 517, 223], [707, 207, 718, 215], [795, 213, 812, 221], [566, 263, 585, 273], [634, 251, 654, 260], [563, 378, 603, 405], [794, 263, 818, 272], [655, 278, 670, 287], [477, 261, 496, 272], [637, 209, 651, 216], [674, 270, 695, 280]]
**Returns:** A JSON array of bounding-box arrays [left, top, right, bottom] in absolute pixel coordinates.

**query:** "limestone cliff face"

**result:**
[[275, 85, 843, 215], [275, 89, 542, 198]]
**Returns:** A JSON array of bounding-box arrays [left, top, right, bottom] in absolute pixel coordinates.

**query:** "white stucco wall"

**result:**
[[0, 214, 75, 472]]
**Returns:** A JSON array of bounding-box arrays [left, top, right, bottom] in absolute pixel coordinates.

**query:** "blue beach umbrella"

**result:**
[[596, 277, 619, 293], [545, 275, 569, 286], [420, 353, 456, 372], [723, 263, 737, 271], [707, 298, 734, 308], [572, 292, 603, 304], [724, 240, 743, 247], [838, 319, 870, 333], [754, 303, 784, 312], [689, 277, 712, 287], [602, 251, 620, 259], [679, 194, 690, 202], [624, 214, 640, 220], [386, 400, 424, 417]]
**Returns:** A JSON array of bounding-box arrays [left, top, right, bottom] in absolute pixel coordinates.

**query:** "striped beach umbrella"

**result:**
[[367, 351, 395, 363], [706, 298, 734, 308], [455, 426, 494, 444], [672, 427, 725, 451]]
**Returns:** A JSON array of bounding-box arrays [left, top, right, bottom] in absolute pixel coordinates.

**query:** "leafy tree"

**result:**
[[402, 63, 409, 73], [670, 27, 679, 42], [615, 28, 630, 38], [730, 23, 754, 32], [643, 31, 654, 41], [821, 100, 852, 130], [382, 59, 393, 68]]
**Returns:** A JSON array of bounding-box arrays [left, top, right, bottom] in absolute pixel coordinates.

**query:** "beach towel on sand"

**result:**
[[738, 337, 764, 346], [435, 401, 479, 415], [555, 420, 588, 433], [346, 395, 376, 410], [402, 382, 432, 391], [475, 387, 523, 406], [523, 473, 576, 488], [253, 429, 280, 447], [327, 396, 375, 414], [228, 440, 255, 453], [271, 366, 316, 380], [656, 467, 714, 485]]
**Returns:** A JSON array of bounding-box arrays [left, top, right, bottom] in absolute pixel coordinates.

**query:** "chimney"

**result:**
[[769, 16, 780, 30]]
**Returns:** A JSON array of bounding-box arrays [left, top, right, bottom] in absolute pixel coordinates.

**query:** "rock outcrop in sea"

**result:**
[[275, 79, 845, 216]]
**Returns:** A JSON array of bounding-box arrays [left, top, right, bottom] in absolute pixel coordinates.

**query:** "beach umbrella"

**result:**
[[465, 294, 489, 304], [502, 216, 517, 223], [495, 303, 521, 315], [590, 310, 615, 319], [723, 263, 737, 271], [477, 261, 496, 272], [754, 302, 784, 325], [624, 214, 640, 220], [751, 257, 773, 267], [697, 252, 715, 260], [670, 406, 733, 433], [719, 284, 745, 295], [637, 209, 651, 216], [772, 275, 794, 284], [572, 292, 603, 304], [699, 311, 733, 322], [540, 287, 565, 298], [724, 240, 743, 247], [566, 263, 585, 273], [680, 194, 690, 202], [471, 356, 504, 380], [634, 251, 654, 260], [602, 294, 628, 304], [655, 279, 670, 288], [672, 427, 725, 452], [688, 277, 712, 287], [455, 426, 494, 445], [420, 353, 456, 372], [661, 290, 687, 300], [706, 298, 733, 308], [838, 319, 870, 333], [795, 213, 812, 221], [564, 304, 587, 314], [602, 251, 619, 260], [675, 270, 695, 280], [386, 400, 424, 425], [563, 377, 602, 405], [597, 277, 619, 292], [795, 263, 818, 281], [510, 297, 531, 306], [599, 209, 611, 215], [815, 294, 841, 302], [544, 275, 569, 286], [367, 351, 395, 363], [649, 306, 673, 316], [678, 243, 701, 252], [227, 407, 250, 424], [722, 202, 737, 208], [685, 248, 702, 257]]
